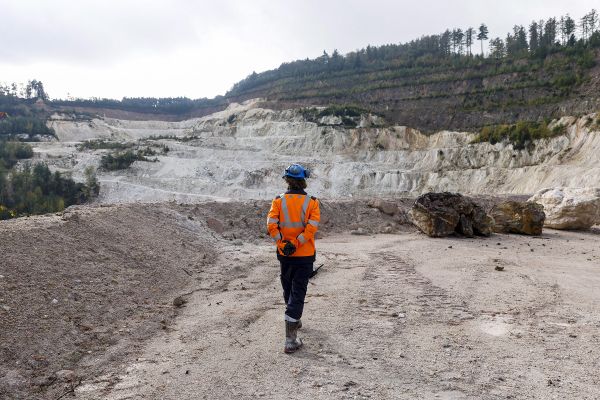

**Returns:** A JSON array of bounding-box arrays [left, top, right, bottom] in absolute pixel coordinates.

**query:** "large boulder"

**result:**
[[490, 201, 545, 235], [408, 192, 493, 237], [529, 188, 600, 230]]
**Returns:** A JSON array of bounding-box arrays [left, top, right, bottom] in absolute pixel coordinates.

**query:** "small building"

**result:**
[[0, 112, 8, 120]]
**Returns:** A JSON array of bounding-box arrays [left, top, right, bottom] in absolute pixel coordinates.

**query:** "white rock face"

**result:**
[[39, 101, 600, 203], [529, 187, 600, 229]]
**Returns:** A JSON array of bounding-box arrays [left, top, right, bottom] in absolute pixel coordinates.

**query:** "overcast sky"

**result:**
[[0, 0, 597, 100]]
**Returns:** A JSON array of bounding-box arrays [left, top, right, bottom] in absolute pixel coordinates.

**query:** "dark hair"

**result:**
[[285, 176, 307, 190]]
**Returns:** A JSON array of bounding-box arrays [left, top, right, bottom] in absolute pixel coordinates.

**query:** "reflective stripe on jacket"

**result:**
[[267, 190, 320, 258]]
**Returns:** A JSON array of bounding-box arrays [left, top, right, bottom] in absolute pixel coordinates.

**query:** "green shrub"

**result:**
[[77, 140, 134, 151], [552, 73, 578, 88], [551, 123, 567, 135], [100, 150, 147, 171], [473, 120, 568, 149], [317, 105, 368, 118], [0, 141, 34, 169], [99, 146, 165, 171], [576, 51, 596, 68], [147, 134, 178, 140], [83, 166, 100, 199]]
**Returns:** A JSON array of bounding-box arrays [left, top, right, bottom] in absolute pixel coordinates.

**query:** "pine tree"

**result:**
[[542, 18, 557, 47], [440, 30, 452, 56], [489, 38, 506, 58], [465, 27, 475, 56], [452, 29, 464, 55], [580, 14, 589, 42], [563, 15, 576, 45], [589, 10, 598, 34], [515, 25, 528, 53], [529, 21, 539, 52], [477, 24, 489, 56]]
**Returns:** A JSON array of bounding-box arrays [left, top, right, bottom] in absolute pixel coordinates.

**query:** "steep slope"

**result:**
[[226, 50, 600, 133]]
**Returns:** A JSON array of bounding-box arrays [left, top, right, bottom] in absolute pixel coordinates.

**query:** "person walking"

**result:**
[[267, 164, 320, 353]]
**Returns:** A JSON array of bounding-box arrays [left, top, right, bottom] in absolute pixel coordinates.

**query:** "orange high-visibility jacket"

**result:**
[[267, 190, 320, 260]]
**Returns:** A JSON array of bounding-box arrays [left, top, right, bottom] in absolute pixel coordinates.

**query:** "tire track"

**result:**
[[363, 251, 474, 326]]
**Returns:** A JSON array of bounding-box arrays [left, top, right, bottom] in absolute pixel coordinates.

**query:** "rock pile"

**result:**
[[367, 198, 398, 216], [408, 192, 493, 237], [366, 198, 411, 226], [529, 187, 600, 230], [490, 201, 545, 235]]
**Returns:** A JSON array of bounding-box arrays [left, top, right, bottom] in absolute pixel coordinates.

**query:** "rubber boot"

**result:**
[[297, 319, 302, 329], [284, 321, 303, 353]]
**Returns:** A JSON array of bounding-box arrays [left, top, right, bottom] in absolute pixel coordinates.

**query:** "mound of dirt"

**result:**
[[0, 204, 217, 399], [174, 197, 417, 242]]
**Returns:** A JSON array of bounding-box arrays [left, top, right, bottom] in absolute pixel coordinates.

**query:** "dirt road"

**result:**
[[74, 230, 600, 399]]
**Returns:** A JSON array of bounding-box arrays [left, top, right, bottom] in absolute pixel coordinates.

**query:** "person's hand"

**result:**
[[278, 240, 297, 256]]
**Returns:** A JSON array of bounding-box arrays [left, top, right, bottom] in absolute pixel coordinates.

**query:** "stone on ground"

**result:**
[[408, 192, 493, 237], [490, 201, 545, 235], [367, 198, 398, 216], [529, 187, 600, 230]]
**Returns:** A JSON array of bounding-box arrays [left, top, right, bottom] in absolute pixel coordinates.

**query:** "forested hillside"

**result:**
[[227, 11, 600, 132], [0, 80, 55, 139]]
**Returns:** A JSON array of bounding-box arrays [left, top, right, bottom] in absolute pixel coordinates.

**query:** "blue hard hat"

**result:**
[[283, 164, 310, 179]]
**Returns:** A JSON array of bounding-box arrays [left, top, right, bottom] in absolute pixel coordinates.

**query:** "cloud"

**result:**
[[0, 0, 229, 65], [0, 0, 598, 99]]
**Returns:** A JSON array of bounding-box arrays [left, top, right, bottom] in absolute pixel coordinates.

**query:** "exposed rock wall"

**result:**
[[43, 102, 600, 203]]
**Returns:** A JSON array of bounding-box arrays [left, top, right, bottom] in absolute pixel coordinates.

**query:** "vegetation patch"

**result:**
[[100, 150, 148, 171], [51, 96, 225, 116], [300, 104, 375, 127], [585, 113, 600, 130], [99, 145, 168, 171], [317, 105, 370, 118], [147, 134, 199, 142], [473, 120, 568, 149], [0, 141, 99, 220], [0, 115, 55, 138], [77, 139, 134, 151], [0, 141, 34, 169]]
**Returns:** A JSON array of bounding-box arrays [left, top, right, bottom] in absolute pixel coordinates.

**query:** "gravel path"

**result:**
[[73, 230, 600, 400]]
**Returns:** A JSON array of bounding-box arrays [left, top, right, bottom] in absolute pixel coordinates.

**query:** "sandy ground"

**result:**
[[76, 230, 600, 399], [1, 202, 599, 399]]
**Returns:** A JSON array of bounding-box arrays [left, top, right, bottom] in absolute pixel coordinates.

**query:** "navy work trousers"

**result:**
[[280, 261, 313, 321]]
